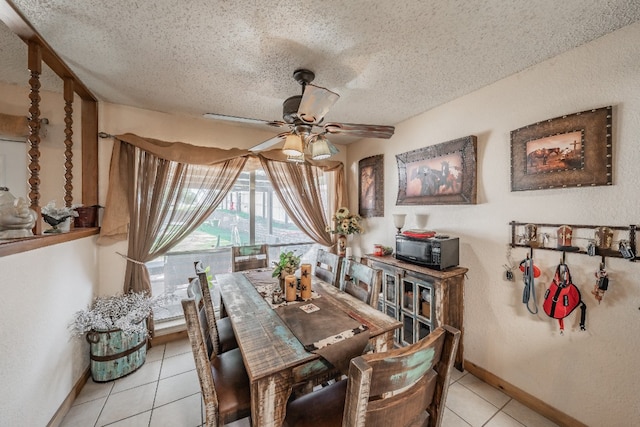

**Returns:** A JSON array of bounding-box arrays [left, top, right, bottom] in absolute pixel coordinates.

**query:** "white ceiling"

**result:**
[[2, 0, 640, 144]]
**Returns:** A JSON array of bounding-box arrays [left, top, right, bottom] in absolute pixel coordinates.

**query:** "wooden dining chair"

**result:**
[[339, 259, 382, 308], [182, 280, 251, 427], [314, 248, 342, 288], [231, 244, 269, 272], [283, 325, 461, 427], [187, 274, 238, 354]]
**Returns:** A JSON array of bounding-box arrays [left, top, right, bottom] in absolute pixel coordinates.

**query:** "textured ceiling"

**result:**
[[2, 0, 640, 143]]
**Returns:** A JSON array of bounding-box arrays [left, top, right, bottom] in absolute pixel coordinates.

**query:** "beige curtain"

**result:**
[[258, 152, 347, 249], [99, 133, 250, 243], [124, 149, 246, 292], [99, 134, 247, 294]]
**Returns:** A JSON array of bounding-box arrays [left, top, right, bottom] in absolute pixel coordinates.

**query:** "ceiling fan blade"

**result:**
[[248, 132, 290, 152], [203, 113, 287, 128], [323, 122, 395, 139], [297, 84, 340, 124]]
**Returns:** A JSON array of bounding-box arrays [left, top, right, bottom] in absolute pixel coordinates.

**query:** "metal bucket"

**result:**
[[86, 328, 147, 382]]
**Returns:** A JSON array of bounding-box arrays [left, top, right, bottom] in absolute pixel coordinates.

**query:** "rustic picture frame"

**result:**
[[396, 135, 477, 205], [510, 106, 612, 191], [359, 154, 384, 217]]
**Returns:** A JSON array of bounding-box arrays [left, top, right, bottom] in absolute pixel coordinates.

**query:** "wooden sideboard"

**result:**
[[363, 255, 467, 371]]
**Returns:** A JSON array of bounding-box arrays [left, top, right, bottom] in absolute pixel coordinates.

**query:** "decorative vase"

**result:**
[[337, 234, 347, 257]]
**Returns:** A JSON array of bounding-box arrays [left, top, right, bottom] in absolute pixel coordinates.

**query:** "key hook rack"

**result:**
[[509, 221, 638, 263]]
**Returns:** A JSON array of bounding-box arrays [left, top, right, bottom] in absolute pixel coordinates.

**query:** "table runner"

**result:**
[[242, 268, 370, 374], [274, 297, 370, 374]]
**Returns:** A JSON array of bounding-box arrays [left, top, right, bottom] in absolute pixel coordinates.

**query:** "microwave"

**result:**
[[395, 234, 459, 270]]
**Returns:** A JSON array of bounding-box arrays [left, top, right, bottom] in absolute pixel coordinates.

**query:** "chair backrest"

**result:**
[[186, 276, 221, 355], [314, 248, 342, 287], [231, 244, 269, 272], [182, 285, 221, 419], [339, 259, 381, 308], [343, 325, 461, 427]]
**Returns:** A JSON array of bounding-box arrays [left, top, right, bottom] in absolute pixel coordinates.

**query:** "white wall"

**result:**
[[0, 237, 97, 426], [347, 22, 640, 425]]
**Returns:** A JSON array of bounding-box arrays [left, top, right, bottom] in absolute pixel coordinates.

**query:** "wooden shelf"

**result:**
[[509, 221, 637, 262], [0, 227, 99, 257]]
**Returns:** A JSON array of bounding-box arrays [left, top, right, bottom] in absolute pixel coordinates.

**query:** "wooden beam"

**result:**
[[81, 99, 99, 206], [27, 40, 42, 235], [0, 0, 97, 102], [64, 77, 74, 208]]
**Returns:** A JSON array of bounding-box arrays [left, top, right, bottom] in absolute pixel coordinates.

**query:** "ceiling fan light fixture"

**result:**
[[282, 134, 304, 156], [287, 153, 305, 163], [310, 135, 332, 160]]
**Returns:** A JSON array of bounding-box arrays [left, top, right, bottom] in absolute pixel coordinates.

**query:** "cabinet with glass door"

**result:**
[[364, 254, 467, 371]]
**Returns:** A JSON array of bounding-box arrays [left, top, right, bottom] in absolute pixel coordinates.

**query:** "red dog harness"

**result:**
[[542, 263, 586, 333]]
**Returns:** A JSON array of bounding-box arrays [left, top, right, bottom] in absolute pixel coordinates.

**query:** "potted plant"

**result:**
[[71, 292, 168, 382], [327, 207, 364, 256], [272, 251, 301, 291]]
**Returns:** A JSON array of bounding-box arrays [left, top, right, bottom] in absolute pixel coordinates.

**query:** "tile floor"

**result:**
[[61, 337, 559, 427]]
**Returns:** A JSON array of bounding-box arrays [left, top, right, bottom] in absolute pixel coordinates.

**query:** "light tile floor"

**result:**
[[61, 337, 559, 427]]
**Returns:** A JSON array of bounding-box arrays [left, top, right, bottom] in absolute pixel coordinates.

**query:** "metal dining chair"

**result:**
[[339, 259, 382, 308], [182, 280, 251, 426], [314, 248, 342, 288], [283, 325, 461, 427], [187, 273, 238, 354], [231, 244, 269, 272]]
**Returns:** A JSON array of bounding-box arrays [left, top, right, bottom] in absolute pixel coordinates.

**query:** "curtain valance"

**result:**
[[98, 133, 346, 244]]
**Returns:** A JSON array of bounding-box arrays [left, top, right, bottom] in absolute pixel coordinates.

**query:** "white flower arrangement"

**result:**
[[42, 200, 80, 220], [326, 207, 364, 235], [71, 292, 171, 337]]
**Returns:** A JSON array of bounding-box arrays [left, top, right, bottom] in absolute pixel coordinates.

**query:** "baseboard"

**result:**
[[46, 330, 188, 426], [47, 367, 91, 427], [464, 360, 587, 427], [152, 329, 188, 346]]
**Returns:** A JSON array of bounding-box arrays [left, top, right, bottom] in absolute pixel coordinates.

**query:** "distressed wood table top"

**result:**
[[216, 270, 401, 426]]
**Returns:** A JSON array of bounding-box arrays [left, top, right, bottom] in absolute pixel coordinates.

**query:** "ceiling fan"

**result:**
[[203, 69, 395, 161]]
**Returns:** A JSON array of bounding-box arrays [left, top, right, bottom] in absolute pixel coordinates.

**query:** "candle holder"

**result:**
[[392, 213, 406, 234]]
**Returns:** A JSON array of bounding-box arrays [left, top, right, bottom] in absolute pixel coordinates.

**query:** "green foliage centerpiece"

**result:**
[[272, 251, 301, 292]]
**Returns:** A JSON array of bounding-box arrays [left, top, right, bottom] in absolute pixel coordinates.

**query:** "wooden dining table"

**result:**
[[216, 269, 401, 427]]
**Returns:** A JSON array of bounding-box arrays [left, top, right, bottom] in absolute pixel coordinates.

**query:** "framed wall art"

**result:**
[[396, 135, 477, 205], [359, 154, 384, 217], [510, 106, 612, 191]]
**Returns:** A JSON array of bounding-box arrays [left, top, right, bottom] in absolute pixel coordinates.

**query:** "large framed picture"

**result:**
[[396, 135, 477, 205], [510, 106, 612, 191], [359, 154, 384, 217]]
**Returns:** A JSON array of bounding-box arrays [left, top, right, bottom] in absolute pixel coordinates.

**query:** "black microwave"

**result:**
[[395, 234, 459, 270]]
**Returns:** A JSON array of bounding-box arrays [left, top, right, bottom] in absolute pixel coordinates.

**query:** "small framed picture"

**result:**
[[359, 154, 384, 217]]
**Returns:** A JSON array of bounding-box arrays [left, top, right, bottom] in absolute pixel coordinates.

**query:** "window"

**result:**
[[150, 164, 327, 323]]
